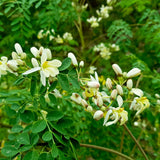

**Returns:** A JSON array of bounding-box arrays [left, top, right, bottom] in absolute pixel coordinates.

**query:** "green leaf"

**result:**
[[42, 131, 52, 141], [14, 77, 25, 85], [59, 58, 71, 71], [57, 118, 73, 129], [1, 146, 19, 157], [47, 111, 64, 121], [39, 96, 47, 107], [19, 145, 32, 152], [11, 103, 20, 110], [23, 151, 39, 160], [17, 132, 30, 145], [51, 144, 58, 158], [68, 76, 80, 89], [30, 134, 39, 146], [38, 153, 52, 160], [48, 81, 57, 92], [20, 111, 35, 123], [30, 76, 37, 96], [57, 74, 69, 91], [39, 85, 47, 95], [48, 94, 57, 104], [11, 125, 23, 133], [32, 120, 46, 133]]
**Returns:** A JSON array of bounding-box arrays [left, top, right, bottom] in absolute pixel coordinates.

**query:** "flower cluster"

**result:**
[[93, 43, 119, 60], [37, 29, 73, 44], [87, 2, 113, 28], [70, 61, 150, 127], [0, 43, 62, 87]]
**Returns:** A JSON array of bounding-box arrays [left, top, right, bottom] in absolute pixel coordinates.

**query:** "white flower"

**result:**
[[127, 68, 141, 78], [94, 43, 111, 60], [53, 89, 62, 98], [87, 16, 101, 28], [93, 110, 104, 120], [82, 3, 88, 10], [103, 108, 128, 126], [37, 30, 44, 39], [87, 72, 100, 88], [70, 93, 82, 104], [23, 52, 61, 86], [55, 35, 63, 44], [96, 5, 112, 19], [155, 94, 160, 99], [130, 97, 150, 116], [81, 99, 88, 107], [68, 52, 78, 67], [112, 64, 122, 76], [88, 66, 97, 74], [63, 32, 73, 41], [0, 56, 8, 77], [101, 91, 111, 103]]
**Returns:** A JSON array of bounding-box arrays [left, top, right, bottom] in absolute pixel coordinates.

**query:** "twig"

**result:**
[[123, 124, 149, 160], [80, 143, 134, 160]]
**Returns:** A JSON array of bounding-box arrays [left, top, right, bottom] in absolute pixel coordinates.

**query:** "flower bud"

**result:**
[[126, 68, 141, 78], [68, 52, 78, 67], [81, 99, 88, 107], [106, 78, 112, 90], [93, 110, 104, 120], [101, 106, 106, 112], [7, 60, 18, 71], [155, 94, 160, 99], [112, 64, 122, 76], [12, 52, 19, 60], [79, 61, 84, 67], [31, 47, 39, 58], [31, 58, 39, 68], [70, 93, 81, 104], [21, 52, 26, 59], [87, 106, 93, 112], [16, 59, 24, 65], [117, 95, 123, 107], [131, 88, 143, 97], [97, 94, 103, 107], [15, 43, 23, 55], [87, 81, 100, 88], [127, 79, 133, 90], [116, 85, 123, 96], [44, 48, 52, 60], [111, 89, 117, 100], [157, 99, 160, 105]]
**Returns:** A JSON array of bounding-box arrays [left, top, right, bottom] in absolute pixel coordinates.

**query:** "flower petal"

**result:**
[[23, 67, 41, 75], [40, 70, 46, 86]]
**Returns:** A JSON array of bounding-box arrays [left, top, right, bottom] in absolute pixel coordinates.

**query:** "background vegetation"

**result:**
[[0, 0, 160, 159]]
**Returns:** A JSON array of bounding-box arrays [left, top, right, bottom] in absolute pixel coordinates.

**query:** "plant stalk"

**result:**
[[80, 143, 134, 160], [123, 124, 148, 160]]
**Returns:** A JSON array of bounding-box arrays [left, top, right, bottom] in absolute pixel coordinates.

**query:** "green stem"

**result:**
[[80, 143, 134, 160], [123, 124, 148, 160]]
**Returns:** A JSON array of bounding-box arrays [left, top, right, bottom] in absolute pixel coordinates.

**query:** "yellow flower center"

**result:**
[[0, 62, 2, 65], [42, 61, 49, 69]]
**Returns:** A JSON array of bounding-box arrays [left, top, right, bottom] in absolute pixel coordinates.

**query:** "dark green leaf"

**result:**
[[42, 131, 52, 141], [23, 151, 39, 160], [48, 81, 57, 92], [11, 125, 23, 133], [59, 58, 71, 71], [48, 94, 57, 104], [1, 146, 19, 157], [47, 111, 64, 121], [51, 144, 58, 158], [11, 103, 20, 110], [32, 120, 46, 133], [17, 132, 30, 145], [57, 74, 69, 91], [19, 145, 32, 152], [30, 134, 39, 146]]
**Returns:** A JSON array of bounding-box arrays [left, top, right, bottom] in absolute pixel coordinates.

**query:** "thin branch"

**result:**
[[80, 143, 134, 160], [123, 124, 149, 160]]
